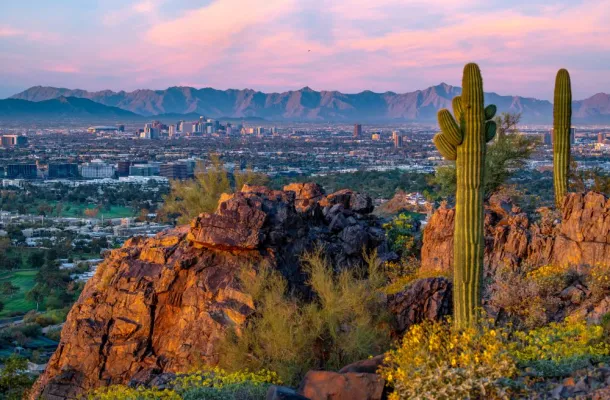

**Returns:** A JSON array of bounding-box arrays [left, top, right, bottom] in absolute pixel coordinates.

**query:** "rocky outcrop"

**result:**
[[421, 192, 610, 274], [31, 184, 393, 400]]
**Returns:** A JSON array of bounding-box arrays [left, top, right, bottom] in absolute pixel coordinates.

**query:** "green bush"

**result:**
[[219, 249, 391, 386]]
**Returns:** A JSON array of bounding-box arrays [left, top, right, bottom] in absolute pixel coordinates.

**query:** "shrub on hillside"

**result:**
[[509, 321, 610, 377], [219, 249, 391, 386], [380, 318, 519, 400], [88, 368, 280, 400]]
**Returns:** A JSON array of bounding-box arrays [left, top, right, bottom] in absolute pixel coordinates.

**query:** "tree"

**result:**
[[432, 112, 538, 200], [494, 112, 521, 140], [26, 284, 46, 311], [0, 281, 19, 295], [161, 155, 269, 224], [0, 355, 34, 400]]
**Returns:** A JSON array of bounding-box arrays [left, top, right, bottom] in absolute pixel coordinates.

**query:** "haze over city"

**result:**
[[1, 0, 610, 99]]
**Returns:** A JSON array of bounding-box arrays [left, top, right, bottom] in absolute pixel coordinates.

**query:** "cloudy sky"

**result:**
[[0, 0, 609, 99]]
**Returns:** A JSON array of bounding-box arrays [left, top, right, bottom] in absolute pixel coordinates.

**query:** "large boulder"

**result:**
[[30, 184, 392, 400], [388, 277, 453, 335], [298, 371, 384, 400]]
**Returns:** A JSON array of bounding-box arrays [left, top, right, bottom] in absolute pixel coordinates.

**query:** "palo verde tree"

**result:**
[[433, 63, 497, 328]]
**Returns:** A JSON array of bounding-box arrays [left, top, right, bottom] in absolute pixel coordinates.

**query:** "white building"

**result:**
[[80, 160, 115, 179]]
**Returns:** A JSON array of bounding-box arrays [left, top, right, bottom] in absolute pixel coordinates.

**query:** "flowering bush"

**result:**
[[87, 368, 281, 400], [588, 263, 610, 300], [382, 259, 450, 295], [380, 318, 518, 400], [509, 321, 610, 377]]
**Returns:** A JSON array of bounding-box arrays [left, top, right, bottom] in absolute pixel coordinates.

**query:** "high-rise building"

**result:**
[[598, 132, 606, 144], [6, 164, 37, 179], [1, 135, 28, 147], [168, 124, 177, 137], [393, 132, 403, 148], [48, 163, 79, 179], [544, 131, 553, 146], [353, 124, 362, 138], [160, 162, 188, 180]]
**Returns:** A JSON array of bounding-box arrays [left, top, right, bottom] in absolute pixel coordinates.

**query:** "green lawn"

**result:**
[[0, 269, 39, 317], [30, 201, 136, 219]]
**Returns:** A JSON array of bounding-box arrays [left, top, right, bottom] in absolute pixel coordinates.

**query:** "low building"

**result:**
[[6, 164, 37, 179], [80, 160, 115, 179], [48, 163, 79, 179], [160, 162, 188, 180]]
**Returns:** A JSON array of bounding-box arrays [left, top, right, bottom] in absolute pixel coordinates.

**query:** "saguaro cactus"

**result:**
[[553, 69, 572, 208], [433, 63, 496, 328]]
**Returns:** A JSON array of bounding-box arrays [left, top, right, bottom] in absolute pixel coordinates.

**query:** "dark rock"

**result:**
[[388, 277, 453, 334]]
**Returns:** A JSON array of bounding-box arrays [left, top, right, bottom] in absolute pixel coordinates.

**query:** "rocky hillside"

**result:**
[[421, 191, 610, 275], [29, 183, 398, 399], [13, 84, 609, 123]]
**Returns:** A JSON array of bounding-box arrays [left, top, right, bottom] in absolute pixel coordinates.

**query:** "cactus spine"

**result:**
[[433, 63, 496, 328], [553, 69, 572, 208]]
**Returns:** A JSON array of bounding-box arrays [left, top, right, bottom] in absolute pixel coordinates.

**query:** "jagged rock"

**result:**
[[421, 192, 610, 275], [31, 184, 392, 400], [387, 277, 453, 334], [298, 371, 384, 400]]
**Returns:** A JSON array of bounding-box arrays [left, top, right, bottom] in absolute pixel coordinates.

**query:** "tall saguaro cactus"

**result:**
[[433, 63, 496, 328], [553, 69, 572, 208]]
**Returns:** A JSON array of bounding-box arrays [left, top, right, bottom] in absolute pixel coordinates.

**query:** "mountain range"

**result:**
[[6, 84, 610, 123]]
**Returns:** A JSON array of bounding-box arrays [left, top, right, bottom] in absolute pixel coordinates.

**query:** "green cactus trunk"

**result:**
[[553, 69, 572, 209], [433, 63, 496, 328]]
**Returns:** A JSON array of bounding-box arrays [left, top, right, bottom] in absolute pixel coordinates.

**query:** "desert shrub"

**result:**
[[380, 318, 518, 400], [88, 386, 180, 399], [219, 249, 391, 386], [88, 369, 279, 400], [527, 264, 580, 295], [488, 265, 577, 329], [174, 368, 280, 400], [383, 213, 420, 257], [509, 320, 610, 377], [587, 263, 610, 300]]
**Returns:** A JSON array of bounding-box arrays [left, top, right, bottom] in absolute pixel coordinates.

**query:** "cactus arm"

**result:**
[[452, 96, 463, 122], [485, 120, 497, 142], [433, 133, 457, 160], [553, 69, 572, 208], [438, 110, 463, 145]]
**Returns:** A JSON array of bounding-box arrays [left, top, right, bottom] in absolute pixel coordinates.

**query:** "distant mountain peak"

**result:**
[[7, 84, 610, 123]]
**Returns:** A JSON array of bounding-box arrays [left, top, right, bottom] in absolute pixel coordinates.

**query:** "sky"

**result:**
[[1, 0, 609, 100]]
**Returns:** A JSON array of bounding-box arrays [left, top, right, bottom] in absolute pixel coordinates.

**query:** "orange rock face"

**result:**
[[31, 184, 393, 399], [421, 192, 610, 274]]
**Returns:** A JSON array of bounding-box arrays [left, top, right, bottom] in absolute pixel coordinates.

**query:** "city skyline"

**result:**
[[1, 1, 610, 100]]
